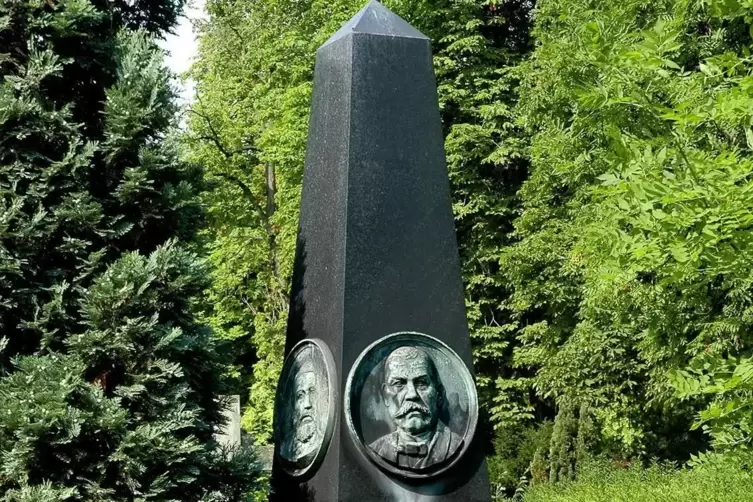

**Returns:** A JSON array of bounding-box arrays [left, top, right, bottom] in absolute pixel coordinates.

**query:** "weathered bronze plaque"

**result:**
[[345, 332, 478, 479], [274, 339, 337, 479]]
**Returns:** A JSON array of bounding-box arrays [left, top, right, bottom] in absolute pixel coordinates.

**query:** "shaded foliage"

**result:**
[[0, 0, 259, 498]]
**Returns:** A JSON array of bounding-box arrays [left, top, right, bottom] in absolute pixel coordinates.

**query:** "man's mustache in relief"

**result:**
[[395, 402, 430, 418]]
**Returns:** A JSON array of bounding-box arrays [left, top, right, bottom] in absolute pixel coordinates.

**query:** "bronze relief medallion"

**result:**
[[273, 338, 337, 479], [345, 332, 478, 479]]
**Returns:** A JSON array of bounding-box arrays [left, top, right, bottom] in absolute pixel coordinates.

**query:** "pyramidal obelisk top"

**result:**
[[322, 0, 428, 47], [271, 2, 491, 500]]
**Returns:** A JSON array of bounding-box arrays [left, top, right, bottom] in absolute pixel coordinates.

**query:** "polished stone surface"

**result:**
[[271, 1, 490, 500]]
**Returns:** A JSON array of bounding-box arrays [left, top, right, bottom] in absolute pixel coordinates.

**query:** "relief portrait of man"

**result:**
[[281, 360, 322, 468], [368, 346, 463, 470]]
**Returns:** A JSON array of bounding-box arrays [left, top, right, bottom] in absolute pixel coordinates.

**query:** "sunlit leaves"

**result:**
[[503, 0, 753, 461]]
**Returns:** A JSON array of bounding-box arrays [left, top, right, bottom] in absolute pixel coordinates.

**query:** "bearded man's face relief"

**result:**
[[294, 371, 318, 452], [382, 347, 439, 435]]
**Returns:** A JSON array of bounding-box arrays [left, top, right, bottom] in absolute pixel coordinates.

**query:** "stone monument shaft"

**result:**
[[272, 2, 490, 500]]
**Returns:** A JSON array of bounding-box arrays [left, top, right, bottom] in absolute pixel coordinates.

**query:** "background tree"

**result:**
[[0, 0, 258, 498], [500, 0, 753, 473]]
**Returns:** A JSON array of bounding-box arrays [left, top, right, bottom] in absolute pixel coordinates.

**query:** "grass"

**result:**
[[520, 460, 753, 502]]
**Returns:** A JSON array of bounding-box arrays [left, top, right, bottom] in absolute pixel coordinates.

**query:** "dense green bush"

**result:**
[[0, 0, 259, 498], [488, 421, 553, 496], [498, 0, 753, 464]]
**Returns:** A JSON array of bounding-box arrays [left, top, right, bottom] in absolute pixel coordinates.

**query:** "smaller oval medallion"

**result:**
[[273, 339, 337, 479], [345, 332, 478, 480]]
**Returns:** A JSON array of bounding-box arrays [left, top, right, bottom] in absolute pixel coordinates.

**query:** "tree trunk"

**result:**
[[265, 161, 279, 277]]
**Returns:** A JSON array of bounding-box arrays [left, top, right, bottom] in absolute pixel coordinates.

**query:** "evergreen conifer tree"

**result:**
[[0, 0, 258, 498]]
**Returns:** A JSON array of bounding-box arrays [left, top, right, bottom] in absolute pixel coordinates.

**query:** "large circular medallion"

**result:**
[[273, 339, 337, 479], [345, 332, 478, 479]]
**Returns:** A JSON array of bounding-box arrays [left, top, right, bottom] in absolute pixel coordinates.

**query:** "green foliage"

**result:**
[[488, 420, 553, 496], [0, 0, 202, 367], [395, 0, 534, 414], [0, 355, 126, 495], [0, 245, 262, 499], [187, 0, 318, 441], [3, 481, 77, 502], [548, 403, 577, 483], [545, 402, 597, 483], [498, 0, 753, 461], [673, 355, 753, 463], [529, 448, 548, 486], [520, 460, 753, 502], [0, 0, 259, 498]]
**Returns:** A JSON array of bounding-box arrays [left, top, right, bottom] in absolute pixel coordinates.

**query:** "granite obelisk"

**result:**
[[271, 2, 491, 500]]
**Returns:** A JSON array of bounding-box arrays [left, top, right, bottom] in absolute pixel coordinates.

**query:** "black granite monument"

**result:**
[[271, 2, 491, 500]]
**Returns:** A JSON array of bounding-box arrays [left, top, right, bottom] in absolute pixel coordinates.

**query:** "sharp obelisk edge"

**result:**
[[322, 0, 428, 48]]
